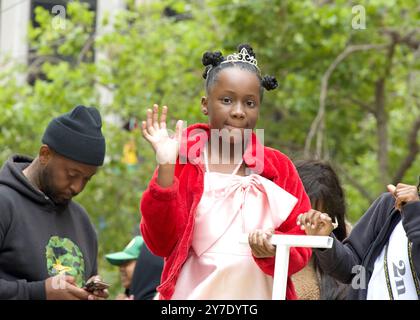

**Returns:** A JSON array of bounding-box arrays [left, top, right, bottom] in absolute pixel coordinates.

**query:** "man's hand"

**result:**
[[83, 275, 109, 300], [249, 228, 276, 258], [45, 275, 90, 300], [387, 183, 420, 211], [297, 209, 334, 236]]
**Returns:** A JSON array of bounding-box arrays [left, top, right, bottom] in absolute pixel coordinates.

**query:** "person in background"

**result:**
[[106, 235, 143, 300], [130, 242, 164, 300], [292, 160, 351, 300], [298, 176, 420, 299]]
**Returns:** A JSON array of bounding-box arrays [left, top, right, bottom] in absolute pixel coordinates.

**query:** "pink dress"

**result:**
[[171, 148, 298, 299]]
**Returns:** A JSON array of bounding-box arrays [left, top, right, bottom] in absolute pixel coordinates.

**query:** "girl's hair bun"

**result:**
[[202, 51, 224, 67], [262, 75, 278, 91], [202, 51, 224, 79], [237, 43, 256, 58]]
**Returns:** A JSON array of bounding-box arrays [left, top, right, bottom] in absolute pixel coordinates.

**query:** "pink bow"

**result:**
[[192, 174, 297, 256]]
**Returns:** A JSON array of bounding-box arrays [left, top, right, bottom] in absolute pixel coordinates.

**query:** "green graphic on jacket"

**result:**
[[45, 236, 85, 287]]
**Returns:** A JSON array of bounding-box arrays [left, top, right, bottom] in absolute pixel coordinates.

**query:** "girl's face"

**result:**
[[201, 67, 261, 143]]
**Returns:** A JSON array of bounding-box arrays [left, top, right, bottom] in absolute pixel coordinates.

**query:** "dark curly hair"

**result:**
[[294, 160, 348, 242], [294, 159, 352, 300], [202, 44, 278, 101]]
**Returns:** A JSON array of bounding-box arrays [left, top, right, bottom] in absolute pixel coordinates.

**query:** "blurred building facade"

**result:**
[[0, 0, 148, 70], [0, 0, 150, 106]]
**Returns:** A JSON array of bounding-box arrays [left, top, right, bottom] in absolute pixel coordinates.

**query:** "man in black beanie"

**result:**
[[0, 105, 107, 300]]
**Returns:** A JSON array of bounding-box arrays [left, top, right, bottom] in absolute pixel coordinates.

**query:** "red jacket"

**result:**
[[140, 123, 312, 300]]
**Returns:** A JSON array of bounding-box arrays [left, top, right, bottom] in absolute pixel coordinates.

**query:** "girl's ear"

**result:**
[[201, 96, 208, 115]]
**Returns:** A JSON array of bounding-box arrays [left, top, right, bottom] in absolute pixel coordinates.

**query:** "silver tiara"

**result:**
[[221, 47, 259, 70]]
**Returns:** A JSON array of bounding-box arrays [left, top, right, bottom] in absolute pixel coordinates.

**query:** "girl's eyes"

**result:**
[[221, 97, 232, 104], [219, 97, 257, 107], [247, 100, 256, 107]]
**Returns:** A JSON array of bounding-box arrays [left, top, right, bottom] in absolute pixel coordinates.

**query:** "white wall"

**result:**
[[0, 0, 30, 65]]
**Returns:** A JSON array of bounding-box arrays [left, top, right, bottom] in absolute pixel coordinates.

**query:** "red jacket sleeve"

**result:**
[[253, 155, 312, 277], [140, 166, 185, 258]]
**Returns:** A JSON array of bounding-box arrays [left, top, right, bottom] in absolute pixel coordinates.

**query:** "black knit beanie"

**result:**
[[42, 105, 106, 166]]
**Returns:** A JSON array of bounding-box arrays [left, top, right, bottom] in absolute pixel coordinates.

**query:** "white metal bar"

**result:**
[[271, 234, 333, 248], [272, 244, 289, 300], [239, 234, 333, 248], [240, 234, 333, 300]]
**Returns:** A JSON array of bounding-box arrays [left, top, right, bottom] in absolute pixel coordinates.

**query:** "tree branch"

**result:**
[[374, 35, 398, 186], [334, 163, 375, 203], [27, 55, 63, 75], [374, 76, 390, 186], [381, 28, 420, 50], [304, 43, 388, 159], [78, 34, 96, 64], [345, 96, 376, 114], [392, 115, 420, 184]]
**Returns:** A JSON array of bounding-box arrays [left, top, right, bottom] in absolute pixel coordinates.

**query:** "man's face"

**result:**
[[39, 148, 98, 205], [119, 260, 137, 289]]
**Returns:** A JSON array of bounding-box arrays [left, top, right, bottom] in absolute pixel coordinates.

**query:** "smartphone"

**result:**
[[84, 278, 110, 292]]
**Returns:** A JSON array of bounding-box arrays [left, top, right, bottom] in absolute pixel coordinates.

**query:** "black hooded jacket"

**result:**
[[0, 155, 98, 300]]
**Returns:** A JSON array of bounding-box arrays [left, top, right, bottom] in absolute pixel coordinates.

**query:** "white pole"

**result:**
[[240, 234, 333, 300], [272, 244, 290, 300]]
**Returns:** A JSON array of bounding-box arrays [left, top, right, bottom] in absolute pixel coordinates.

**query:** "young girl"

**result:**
[[140, 44, 312, 300]]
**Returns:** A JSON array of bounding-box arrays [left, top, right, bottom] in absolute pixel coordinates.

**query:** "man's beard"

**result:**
[[38, 165, 70, 206]]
